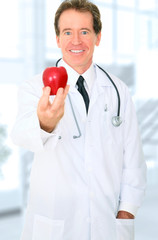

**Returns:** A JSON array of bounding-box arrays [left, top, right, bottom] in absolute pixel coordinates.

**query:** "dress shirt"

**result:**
[[58, 59, 96, 97]]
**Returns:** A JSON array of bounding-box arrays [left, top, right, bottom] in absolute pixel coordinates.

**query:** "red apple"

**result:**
[[42, 66, 68, 95]]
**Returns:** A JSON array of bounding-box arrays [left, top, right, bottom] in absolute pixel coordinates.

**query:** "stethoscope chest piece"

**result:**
[[112, 116, 122, 127], [56, 59, 123, 137]]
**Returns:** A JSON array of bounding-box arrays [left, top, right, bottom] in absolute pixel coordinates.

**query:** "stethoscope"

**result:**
[[56, 58, 122, 139]]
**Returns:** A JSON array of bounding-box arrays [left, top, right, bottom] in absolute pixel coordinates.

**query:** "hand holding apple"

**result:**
[[37, 85, 70, 133], [42, 66, 68, 95]]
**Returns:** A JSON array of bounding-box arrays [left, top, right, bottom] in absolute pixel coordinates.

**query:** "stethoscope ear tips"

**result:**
[[112, 116, 122, 127]]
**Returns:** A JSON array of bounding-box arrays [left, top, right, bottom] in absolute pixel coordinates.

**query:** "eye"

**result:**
[[81, 31, 88, 35], [64, 31, 71, 35]]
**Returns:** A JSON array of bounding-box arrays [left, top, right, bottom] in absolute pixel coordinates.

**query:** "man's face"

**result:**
[[56, 9, 101, 73]]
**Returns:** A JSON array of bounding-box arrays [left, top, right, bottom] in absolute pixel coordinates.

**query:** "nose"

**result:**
[[71, 32, 81, 45]]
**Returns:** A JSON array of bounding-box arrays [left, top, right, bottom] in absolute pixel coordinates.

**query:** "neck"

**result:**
[[63, 58, 92, 74]]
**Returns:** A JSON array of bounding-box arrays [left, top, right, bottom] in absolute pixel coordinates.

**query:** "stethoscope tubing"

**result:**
[[96, 64, 121, 118], [68, 94, 82, 139], [56, 58, 121, 118], [56, 59, 122, 139]]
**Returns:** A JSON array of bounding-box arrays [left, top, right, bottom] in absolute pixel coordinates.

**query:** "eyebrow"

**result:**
[[62, 28, 72, 33], [62, 28, 91, 33], [81, 28, 91, 32]]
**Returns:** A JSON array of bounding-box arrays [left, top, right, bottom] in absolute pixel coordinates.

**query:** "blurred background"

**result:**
[[0, 0, 158, 239]]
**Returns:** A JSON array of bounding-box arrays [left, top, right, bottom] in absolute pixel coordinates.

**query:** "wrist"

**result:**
[[39, 122, 56, 133]]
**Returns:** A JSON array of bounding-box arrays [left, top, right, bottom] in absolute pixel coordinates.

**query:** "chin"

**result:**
[[65, 58, 81, 66]]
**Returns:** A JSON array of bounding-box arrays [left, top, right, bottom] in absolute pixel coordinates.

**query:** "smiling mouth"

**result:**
[[70, 50, 84, 53]]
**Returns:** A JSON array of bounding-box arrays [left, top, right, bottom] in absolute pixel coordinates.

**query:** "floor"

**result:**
[[0, 185, 157, 240]]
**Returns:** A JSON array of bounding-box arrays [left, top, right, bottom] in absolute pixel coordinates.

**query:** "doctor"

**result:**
[[11, 0, 146, 239]]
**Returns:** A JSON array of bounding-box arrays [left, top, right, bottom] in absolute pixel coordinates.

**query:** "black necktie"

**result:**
[[76, 76, 90, 113]]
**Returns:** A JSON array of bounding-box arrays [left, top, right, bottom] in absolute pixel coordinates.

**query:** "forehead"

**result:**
[[58, 9, 93, 30]]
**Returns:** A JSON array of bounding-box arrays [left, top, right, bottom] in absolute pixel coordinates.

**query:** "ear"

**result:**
[[56, 35, 61, 48], [95, 32, 101, 46]]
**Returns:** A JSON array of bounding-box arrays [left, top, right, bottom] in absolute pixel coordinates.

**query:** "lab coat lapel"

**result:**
[[68, 85, 87, 119], [68, 65, 113, 117], [89, 66, 112, 111]]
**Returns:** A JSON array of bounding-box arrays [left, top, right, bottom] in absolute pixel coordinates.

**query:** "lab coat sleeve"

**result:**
[[11, 76, 61, 153], [118, 86, 147, 216]]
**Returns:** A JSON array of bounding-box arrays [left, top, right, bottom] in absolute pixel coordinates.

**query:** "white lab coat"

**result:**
[[11, 63, 146, 240]]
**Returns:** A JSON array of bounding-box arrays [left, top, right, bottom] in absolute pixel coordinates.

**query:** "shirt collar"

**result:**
[[82, 63, 96, 94], [57, 59, 96, 94]]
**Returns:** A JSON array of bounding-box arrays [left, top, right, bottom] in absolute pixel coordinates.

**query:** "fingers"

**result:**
[[37, 85, 69, 132], [52, 88, 64, 110], [64, 85, 70, 99], [52, 85, 70, 110], [38, 86, 51, 111], [38, 85, 69, 113], [56, 85, 70, 98]]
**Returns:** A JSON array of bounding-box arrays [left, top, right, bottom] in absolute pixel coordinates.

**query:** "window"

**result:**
[[0, 0, 20, 58], [94, 7, 113, 64], [117, 10, 135, 55], [46, 0, 61, 60], [150, 18, 158, 49], [0, 85, 22, 212], [117, 0, 135, 8], [138, 15, 153, 50], [139, 0, 156, 11], [96, 0, 112, 3]]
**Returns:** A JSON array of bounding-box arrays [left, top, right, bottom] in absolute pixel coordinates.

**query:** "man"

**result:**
[[11, 0, 146, 239]]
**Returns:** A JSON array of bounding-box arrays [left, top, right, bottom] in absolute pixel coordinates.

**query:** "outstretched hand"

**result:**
[[37, 85, 70, 133]]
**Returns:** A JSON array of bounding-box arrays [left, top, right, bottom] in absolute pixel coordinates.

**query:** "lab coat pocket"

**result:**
[[116, 219, 134, 240], [32, 214, 64, 240]]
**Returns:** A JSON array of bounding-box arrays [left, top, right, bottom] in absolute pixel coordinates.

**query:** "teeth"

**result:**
[[70, 50, 84, 53]]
